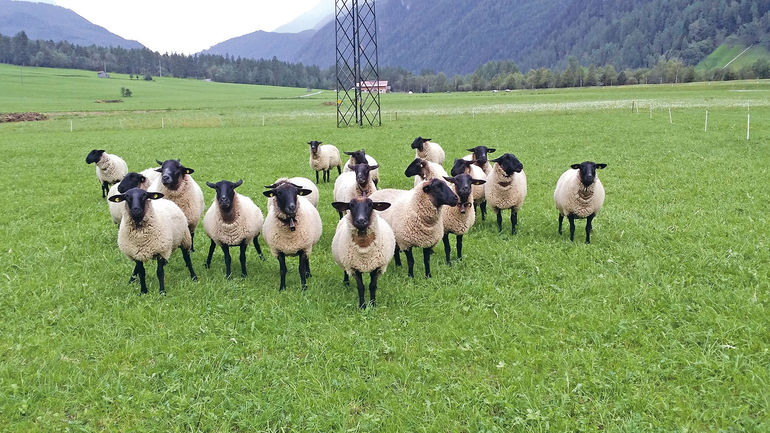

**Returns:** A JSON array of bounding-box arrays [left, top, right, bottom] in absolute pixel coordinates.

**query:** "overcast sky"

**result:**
[[44, 0, 324, 54]]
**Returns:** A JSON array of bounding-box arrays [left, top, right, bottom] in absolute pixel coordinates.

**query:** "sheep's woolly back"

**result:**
[[342, 154, 380, 184], [309, 144, 342, 172], [107, 170, 157, 224], [95, 152, 128, 184], [416, 141, 445, 165], [139, 167, 161, 186], [116, 198, 191, 262], [203, 192, 264, 246], [554, 169, 605, 218], [485, 163, 527, 211], [333, 171, 377, 204], [462, 154, 493, 176], [413, 161, 449, 187], [331, 211, 395, 275], [368, 188, 409, 226], [273, 177, 319, 208], [149, 175, 204, 231], [382, 183, 445, 250], [443, 186, 476, 236], [262, 196, 322, 257]]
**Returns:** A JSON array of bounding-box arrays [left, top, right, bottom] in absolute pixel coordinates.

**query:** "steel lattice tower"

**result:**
[[335, 0, 381, 127]]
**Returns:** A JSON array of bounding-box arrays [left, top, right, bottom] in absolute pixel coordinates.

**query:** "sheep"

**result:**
[[202, 179, 265, 279], [332, 162, 378, 218], [85, 149, 128, 198], [108, 188, 197, 294], [441, 174, 486, 264], [462, 145, 496, 176], [262, 181, 323, 291], [149, 159, 205, 251], [554, 161, 607, 244], [405, 157, 449, 187], [411, 136, 445, 165], [308, 140, 342, 183], [485, 153, 527, 234], [377, 178, 458, 278], [280, 177, 319, 208], [331, 197, 394, 308], [342, 149, 380, 186], [108, 171, 156, 224], [451, 158, 488, 220]]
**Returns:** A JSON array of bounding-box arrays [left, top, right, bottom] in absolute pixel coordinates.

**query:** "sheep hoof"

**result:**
[[226, 274, 232, 280], [259, 254, 265, 261], [203, 263, 210, 269], [159, 290, 166, 296], [191, 275, 198, 282], [241, 272, 247, 278]]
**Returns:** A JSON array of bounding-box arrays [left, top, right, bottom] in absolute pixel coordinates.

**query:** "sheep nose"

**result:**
[[162, 175, 172, 183], [286, 203, 296, 214], [355, 217, 367, 227]]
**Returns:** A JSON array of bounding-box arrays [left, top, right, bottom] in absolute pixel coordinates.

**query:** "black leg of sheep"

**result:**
[[480, 202, 487, 221], [181, 248, 197, 281], [404, 248, 415, 278], [568, 214, 576, 242], [129, 262, 141, 284], [134, 260, 147, 294], [298, 251, 309, 290], [394, 246, 402, 267], [354, 271, 366, 309], [585, 213, 595, 244], [423, 248, 432, 278], [456, 234, 463, 260], [558, 214, 564, 235], [496, 209, 503, 232], [337, 166, 341, 175], [253, 236, 265, 261], [101, 181, 109, 198], [343, 271, 350, 286], [222, 244, 232, 279], [156, 257, 167, 295], [205, 240, 216, 269], [511, 210, 518, 235], [442, 233, 452, 265], [369, 271, 379, 308], [189, 229, 196, 252], [315, 171, 320, 184], [277, 253, 287, 291], [239, 241, 248, 277]]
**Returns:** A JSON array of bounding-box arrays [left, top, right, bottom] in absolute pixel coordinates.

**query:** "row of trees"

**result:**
[[1, 31, 768, 93]]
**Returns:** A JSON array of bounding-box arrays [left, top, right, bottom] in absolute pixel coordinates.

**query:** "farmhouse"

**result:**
[[358, 80, 389, 93], [97, 70, 110, 78]]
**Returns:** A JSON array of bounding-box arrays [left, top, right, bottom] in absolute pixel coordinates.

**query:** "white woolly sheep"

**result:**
[[411, 136, 445, 165], [149, 159, 205, 251], [202, 179, 265, 279], [554, 161, 607, 244], [308, 140, 342, 183], [405, 157, 449, 187], [108, 188, 197, 294], [108, 171, 156, 224], [485, 153, 527, 234], [262, 181, 323, 291], [86, 149, 128, 198], [333, 163, 378, 218], [451, 158, 488, 220], [376, 178, 458, 278], [286, 176, 319, 208], [331, 197, 395, 309], [441, 174, 485, 264], [342, 149, 380, 186]]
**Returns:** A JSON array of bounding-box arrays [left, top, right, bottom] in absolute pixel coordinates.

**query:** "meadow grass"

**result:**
[[0, 65, 769, 432]]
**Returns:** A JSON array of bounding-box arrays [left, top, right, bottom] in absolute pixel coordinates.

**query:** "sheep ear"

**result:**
[[466, 148, 476, 152], [443, 176, 456, 184], [424, 138, 431, 142], [298, 188, 312, 196], [155, 168, 163, 172], [331, 202, 350, 212], [570, 164, 581, 170], [146, 192, 164, 200], [471, 179, 486, 185], [487, 148, 496, 153], [206, 182, 216, 189], [233, 179, 243, 188], [490, 157, 501, 163], [348, 163, 356, 170], [368, 164, 378, 170], [108, 194, 125, 203], [344, 151, 355, 155], [263, 190, 275, 198], [264, 183, 278, 189], [156, 159, 164, 165], [139, 175, 146, 183], [372, 202, 391, 211], [596, 163, 607, 169], [184, 167, 195, 174], [422, 184, 432, 193]]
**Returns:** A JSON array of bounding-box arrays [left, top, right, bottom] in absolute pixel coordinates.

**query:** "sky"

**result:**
[[35, 0, 324, 54]]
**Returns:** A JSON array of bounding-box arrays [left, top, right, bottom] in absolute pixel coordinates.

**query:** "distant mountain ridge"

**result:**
[[0, 0, 143, 49]]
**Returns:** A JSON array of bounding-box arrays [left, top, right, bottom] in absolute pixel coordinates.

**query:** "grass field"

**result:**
[[1, 64, 769, 432], [696, 43, 770, 73]]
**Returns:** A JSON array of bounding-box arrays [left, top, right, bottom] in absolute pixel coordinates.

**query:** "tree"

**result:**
[[601, 65, 618, 86], [11, 31, 29, 65], [752, 58, 770, 78]]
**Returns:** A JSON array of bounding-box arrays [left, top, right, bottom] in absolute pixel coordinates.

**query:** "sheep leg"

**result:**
[[135, 260, 147, 294], [156, 257, 166, 295], [129, 262, 140, 284], [394, 246, 402, 267], [253, 235, 265, 260], [585, 213, 595, 244], [239, 241, 248, 277], [568, 214, 576, 242], [205, 239, 216, 269], [442, 233, 452, 265], [558, 214, 564, 234], [404, 248, 415, 278], [480, 201, 487, 221], [511, 210, 518, 235], [298, 251, 308, 290], [343, 271, 350, 286], [315, 170, 319, 184], [496, 209, 502, 232], [456, 234, 463, 260], [354, 271, 366, 309], [277, 253, 287, 291], [101, 181, 109, 198], [423, 248, 432, 278], [369, 271, 379, 308], [337, 165, 341, 175], [222, 244, 232, 279], [181, 248, 197, 281], [189, 229, 196, 252]]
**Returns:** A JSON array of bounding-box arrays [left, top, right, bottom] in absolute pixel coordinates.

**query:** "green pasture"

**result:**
[[1, 65, 769, 432]]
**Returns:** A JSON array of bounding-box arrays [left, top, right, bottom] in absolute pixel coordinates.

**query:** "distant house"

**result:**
[[97, 71, 110, 78], [358, 80, 389, 93]]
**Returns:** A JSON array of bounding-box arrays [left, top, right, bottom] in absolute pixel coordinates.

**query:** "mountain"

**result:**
[[0, 0, 143, 49], [273, 0, 332, 33], [201, 29, 315, 63], [203, 0, 770, 74]]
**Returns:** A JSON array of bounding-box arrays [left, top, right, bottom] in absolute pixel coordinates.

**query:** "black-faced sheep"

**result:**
[[108, 171, 156, 224], [331, 197, 394, 308], [342, 149, 380, 186], [86, 149, 128, 198], [411, 136, 445, 165], [202, 179, 265, 279], [462, 146, 496, 175], [441, 174, 485, 264], [149, 159, 205, 251], [405, 157, 448, 187], [485, 153, 527, 234], [308, 140, 342, 183], [451, 158, 488, 220], [108, 188, 197, 294], [333, 163, 378, 218], [554, 161, 607, 243]]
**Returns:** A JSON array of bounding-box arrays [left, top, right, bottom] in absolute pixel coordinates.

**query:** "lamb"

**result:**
[[332, 163, 378, 218], [554, 161, 607, 244], [342, 149, 380, 186], [441, 174, 486, 264], [405, 157, 449, 187], [331, 197, 394, 309], [108, 188, 197, 294], [485, 153, 527, 234], [85, 149, 128, 197], [149, 159, 205, 251], [462, 145, 496, 176], [262, 181, 323, 291], [451, 158, 488, 220], [411, 136, 445, 165], [308, 140, 342, 183], [108, 171, 156, 224], [377, 178, 458, 278], [202, 179, 265, 279]]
